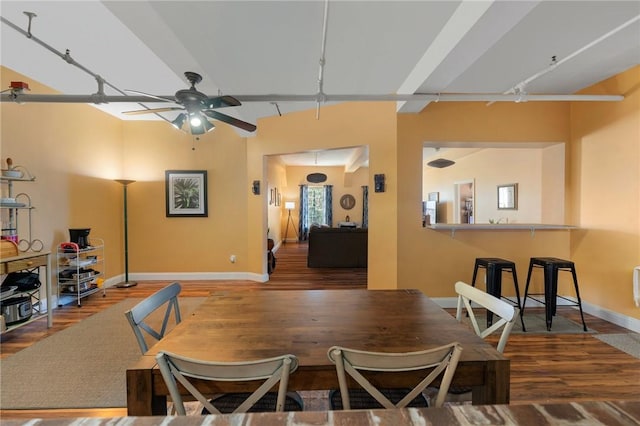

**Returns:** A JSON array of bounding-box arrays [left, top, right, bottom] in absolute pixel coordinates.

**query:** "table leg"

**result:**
[[127, 364, 167, 416], [472, 359, 510, 405]]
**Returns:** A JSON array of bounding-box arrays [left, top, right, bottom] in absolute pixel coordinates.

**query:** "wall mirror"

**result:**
[[497, 183, 518, 210]]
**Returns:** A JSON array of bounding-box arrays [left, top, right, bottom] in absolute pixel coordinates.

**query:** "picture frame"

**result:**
[[165, 170, 208, 217], [497, 183, 518, 210]]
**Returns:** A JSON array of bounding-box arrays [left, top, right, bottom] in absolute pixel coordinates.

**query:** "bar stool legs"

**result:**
[[521, 257, 587, 332], [471, 258, 522, 327]]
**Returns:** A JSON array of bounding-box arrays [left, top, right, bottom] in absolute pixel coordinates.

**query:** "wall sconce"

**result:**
[[252, 180, 260, 195], [374, 174, 385, 193]]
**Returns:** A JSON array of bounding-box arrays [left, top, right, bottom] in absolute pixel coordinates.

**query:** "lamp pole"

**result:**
[[283, 201, 299, 244], [115, 179, 137, 288]]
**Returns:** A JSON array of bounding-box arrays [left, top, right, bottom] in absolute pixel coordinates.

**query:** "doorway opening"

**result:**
[[454, 180, 474, 224]]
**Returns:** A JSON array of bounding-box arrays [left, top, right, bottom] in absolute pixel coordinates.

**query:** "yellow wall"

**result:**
[[397, 102, 573, 297], [2, 63, 639, 323], [1, 67, 123, 283], [120, 119, 251, 275], [569, 65, 640, 318], [250, 103, 398, 288], [266, 157, 286, 245]]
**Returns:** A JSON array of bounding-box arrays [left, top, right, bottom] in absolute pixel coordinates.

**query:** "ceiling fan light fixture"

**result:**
[[202, 118, 215, 133], [427, 158, 456, 168], [189, 113, 202, 127], [189, 117, 206, 135], [171, 113, 186, 130]]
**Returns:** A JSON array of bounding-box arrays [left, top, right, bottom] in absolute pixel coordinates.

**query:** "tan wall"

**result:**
[[397, 102, 573, 296], [249, 103, 398, 289], [120, 119, 251, 275], [541, 144, 566, 223], [3, 63, 639, 322], [266, 157, 286, 246], [569, 65, 640, 319], [1, 67, 122, 284]]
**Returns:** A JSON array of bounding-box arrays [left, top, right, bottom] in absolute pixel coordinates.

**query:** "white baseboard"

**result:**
[[431, 295, 640, 333], [128, 272, 269, 283]]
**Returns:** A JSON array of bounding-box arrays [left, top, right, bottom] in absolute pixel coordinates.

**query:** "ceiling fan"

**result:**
[[123, 71, 256, 134]]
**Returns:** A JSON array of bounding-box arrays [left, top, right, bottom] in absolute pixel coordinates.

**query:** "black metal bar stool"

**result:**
[[521, 257, 587, 332], [471, 258, 522, 326]]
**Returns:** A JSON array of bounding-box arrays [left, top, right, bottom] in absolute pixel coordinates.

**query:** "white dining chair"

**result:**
[[455, 280, 519, 353], [155, 351, 303, 415], [124, 281, 182, 354], [327, 342, 463, 410], [438, 280, 519, 403]]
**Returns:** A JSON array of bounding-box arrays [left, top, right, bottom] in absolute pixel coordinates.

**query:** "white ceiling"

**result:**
[[1, 0, 639, 167]]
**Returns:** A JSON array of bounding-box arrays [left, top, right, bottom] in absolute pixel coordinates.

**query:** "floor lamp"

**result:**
[[283, 201, 299, 244], [115, 179, 137, 288]]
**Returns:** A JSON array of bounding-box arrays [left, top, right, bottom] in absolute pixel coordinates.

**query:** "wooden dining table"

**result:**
[[126, 289, 510, 415]]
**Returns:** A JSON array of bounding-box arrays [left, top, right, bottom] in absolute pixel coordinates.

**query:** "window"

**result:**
[[307, 186, 326, 227]]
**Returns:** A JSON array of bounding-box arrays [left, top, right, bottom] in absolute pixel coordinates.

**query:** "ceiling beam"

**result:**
[[345, 146, 368, 173], [395, 0, 495, 113]]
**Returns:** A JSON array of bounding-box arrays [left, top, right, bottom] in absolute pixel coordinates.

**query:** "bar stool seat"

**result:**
[[521, 257, 587, 332], [471, 258, 522, 326]]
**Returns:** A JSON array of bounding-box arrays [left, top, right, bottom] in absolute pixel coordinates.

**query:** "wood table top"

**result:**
[[146, 289, 505, 366]]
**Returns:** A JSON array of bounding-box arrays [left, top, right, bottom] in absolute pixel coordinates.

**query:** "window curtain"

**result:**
[[324, 185, 333, 227], [299, 185, 309, 240], [362, 185, 369, 228]]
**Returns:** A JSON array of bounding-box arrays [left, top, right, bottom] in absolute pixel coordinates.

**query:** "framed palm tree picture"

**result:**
[[165, 170, 208, 217]]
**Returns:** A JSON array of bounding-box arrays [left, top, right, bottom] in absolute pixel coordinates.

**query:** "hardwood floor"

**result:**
[[1, 242, 639, 419]]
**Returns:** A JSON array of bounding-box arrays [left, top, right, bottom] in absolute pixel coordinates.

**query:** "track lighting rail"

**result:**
[[0, 13, 169, 121]]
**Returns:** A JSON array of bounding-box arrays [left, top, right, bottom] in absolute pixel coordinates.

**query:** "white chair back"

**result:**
[[455, 280, 518, 353], [327, 342, 463, 409], [124, 282, 182, 353], [155, 351, 299, 415]]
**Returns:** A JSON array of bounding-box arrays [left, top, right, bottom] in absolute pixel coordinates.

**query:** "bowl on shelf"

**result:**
[[1, 170, 23, 178]]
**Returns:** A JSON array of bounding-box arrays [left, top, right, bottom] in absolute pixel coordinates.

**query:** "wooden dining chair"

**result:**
[[327, 342, 463, 410], [155, 351, 303, 415], [124, 281, 182, 354], [455, 280, 519, 353]]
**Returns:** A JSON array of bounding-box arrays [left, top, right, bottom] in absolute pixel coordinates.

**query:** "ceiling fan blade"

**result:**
[[124, 90, 174, 103], [122, 107, 185, 115], [203, 110, 256, 132], [206, 95, 242, 109]]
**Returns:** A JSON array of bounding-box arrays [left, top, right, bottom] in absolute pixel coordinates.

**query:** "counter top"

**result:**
[[429, 223, 576, 236]]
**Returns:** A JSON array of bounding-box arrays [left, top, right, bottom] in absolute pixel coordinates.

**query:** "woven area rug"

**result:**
[[0, 297, 205, 409], [595, 333, 640, 359]]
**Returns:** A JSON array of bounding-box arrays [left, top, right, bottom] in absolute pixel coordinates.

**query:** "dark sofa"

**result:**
[[307, 226, 368, 268]]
